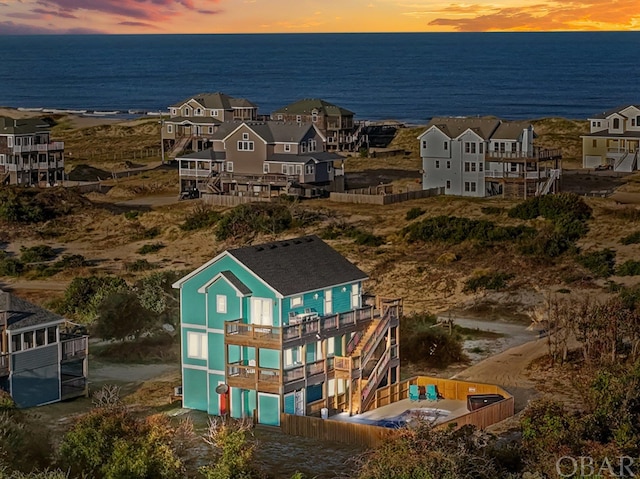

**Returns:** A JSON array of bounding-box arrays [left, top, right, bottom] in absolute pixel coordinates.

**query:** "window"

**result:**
[[446, 180, 451, 189], [500, 142, 506, 153], [479, 143, 484, 154], [464, 182, 470, 192], [242, 133, 249, 140], [250, 298, 272, 325], [195, 108, 203, 116], [300, 142, 307, 153], [47, 326, 57, 344], [422, 140, 427, 149], [0, 154, 4, 164], [309, 140, 317, 152], [11, 334, 21, 352], [277, 114, 283, 121], [208, 126, 214, 134], [351, 284, 360, 309], [290, 296, 303, 308], [184, 108, 190, 117], [511, 143, 517, 153], [324, 289, 332, 315], [465, 142, 476, 154], [216, 295, 227, 313], [284, 346, 302, 367], [171, 108, 177, 116], [212, 109, 219, 117], [327, 337, 335, 356], [632, 119, 636, 127], [282, 164, 287, 174], [296, 115, 302, 123], [470, 182, 476, 192], [510, 162, 517, 172], [295, 165, 302, 175], [444, 142, 448, 150], [592, 139, 597, 148], [446, 160, 451, 168], [36, 329, 45, 347], [464, 162, 470, 172], [637, 116, 640, 126], [471, 162, 476, 172], [237, 141, 254, 151], [305, 164, 314, 175], [284, 144, 291, 152], [613, 118, 620, 129], [187, 331, 207, 359], [327, 163, 332, 172], [493, 142, 499, 152], [167, 124, 173, 133], [226, 161, 234, 172], [263, 163, 270, 173], [23, 331, 34, 349], [312, 112, 318, 123], [435, 160, 440, 168], [479, 162, 483, 172]]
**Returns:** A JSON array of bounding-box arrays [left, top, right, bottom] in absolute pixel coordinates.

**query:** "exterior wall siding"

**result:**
[[183, 367, 207, 411], [11, 363, 60, 407]]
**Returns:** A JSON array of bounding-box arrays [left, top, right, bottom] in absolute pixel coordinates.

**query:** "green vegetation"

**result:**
[[402, 216, 534, 245], [617, 260, 640, 276], [321, 222, 385, 247], [405, 207, 425, 221], [575, 248, 616, 278], [55, 275, 128, 323], [0, 188, 88, 224], [620, 231, 640, 245], [480, 206, 504, 216], [400, 313, 466, 368], [180, 204, 222, 232], [137, 243, 165, 255], [463, 271, 514, 293], [215, 202, 293, 241], [125, 259, 158, 272]]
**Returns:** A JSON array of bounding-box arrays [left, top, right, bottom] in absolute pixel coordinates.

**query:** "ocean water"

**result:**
[[0, 32, 639, 123]]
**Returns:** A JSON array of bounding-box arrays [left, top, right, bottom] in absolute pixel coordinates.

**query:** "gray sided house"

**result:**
[[177, 121, 344, 198], [0, 116, 65, 187], [272, 99, 365, 152], [582, 104, 640, 171], [164, 92, 259, 157], [172, 236, 402, 425], [419, 117, 562, 199], [0, 291, 88, 407]]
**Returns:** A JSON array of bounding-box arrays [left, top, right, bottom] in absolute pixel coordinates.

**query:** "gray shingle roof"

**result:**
[[217, 122, 318, 144], [171, 92, 258, 110], [220, 271, 252, 295], [268, 151, 342, 164], [228, 235, 368, 296], [177, 148, 226, 161], [492, 121, 532, 140], [273, 99, 354, 117], [590, 104, 640, 119], [165, 116, 222, 125], [0, 116, 51, 135], [582, 131, 640, 139], [0, 291, 64, 330]]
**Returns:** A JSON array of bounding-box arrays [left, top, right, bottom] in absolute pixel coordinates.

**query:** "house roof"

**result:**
[[582, 131, 640, 139], [268, 151, 342, 164], [0, 116, 51, 135], [0, 290, 65, 330], [220, 271, 252, 295], [426, 117, 501, 140], [171, 92, 258, 110], [177, 148, 226, 161], [228, 235, 368, 296], [217, 122, 318, 144], [590, 104, 640, 119], [492, 121, 533, 140], [165, 116, 222, 125], [273, 99, 354, 117]]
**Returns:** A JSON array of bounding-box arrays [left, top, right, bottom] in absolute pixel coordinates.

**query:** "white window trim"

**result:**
[[284, 144, 291, 152], [226, 161, 234, 172], [167, 124, 173, 133], [187, 331, 207, 359], [216, 295, 227, 314], [290, 296, 303, 308]]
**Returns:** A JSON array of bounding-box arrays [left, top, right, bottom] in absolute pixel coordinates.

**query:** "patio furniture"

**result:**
[[426, 384, 438, 401], [409, 384, 419, 402]]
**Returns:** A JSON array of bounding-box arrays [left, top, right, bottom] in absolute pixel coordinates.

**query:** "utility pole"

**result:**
[[159, 111, 165, 165]]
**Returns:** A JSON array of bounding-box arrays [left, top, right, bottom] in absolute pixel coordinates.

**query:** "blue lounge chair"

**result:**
[[426, 384, 438, 401], [409, 384, 419, 402]]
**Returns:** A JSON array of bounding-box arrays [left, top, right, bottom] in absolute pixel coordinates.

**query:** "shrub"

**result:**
[[215, 203, 292, 241], [351, 230, 384, 247], [463, 272, 514, 293], [20, 245, 57, 263], [508, 193, 592, 223], [620, 231, 640, 245], [0, 258, 24, 276], [125, 259, 157, 272], [180, 204, 222, 232], [54, 254, 89, 269], [400, 313, 466, 368], [137, 243, 165, 255], [405, 207, 425, 221], [403, 215, 534, 245], [481, 206, 504, 216], [617, 260, 640, 276], [56, 276, 128, 322], [576, 248, 616, 278], [123, 210, 140, 220]]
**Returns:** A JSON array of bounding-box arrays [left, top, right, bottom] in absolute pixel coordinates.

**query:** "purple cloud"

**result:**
[[0, 20, 102, 34]]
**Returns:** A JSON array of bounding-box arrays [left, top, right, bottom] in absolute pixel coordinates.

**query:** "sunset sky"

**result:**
[[0, 0, 639, 34]]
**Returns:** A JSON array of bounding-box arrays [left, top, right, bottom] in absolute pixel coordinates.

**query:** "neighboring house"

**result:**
[[582, 104, 640, 171], [172, 236, 402, 426], [0, 116, 65, 187], [163, 92, 259, 156], [419, 117, 562, 199], [177, 121, 344, 198], [0, 290, 88, 408], [272, 99, 364, 151]]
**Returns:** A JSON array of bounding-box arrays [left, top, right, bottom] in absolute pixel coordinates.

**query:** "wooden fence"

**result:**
[[201, 194, 273, 207], [279, 375, 514, 447], [329, 187, 443, 205]]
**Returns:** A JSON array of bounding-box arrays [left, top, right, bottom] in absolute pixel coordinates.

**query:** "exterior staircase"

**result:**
[[0, 171, 9, 185], [170, 135, 191, 158], [335, 298, 402, 415], [206, 173, 222, 194], [535, 168, 561, 196]]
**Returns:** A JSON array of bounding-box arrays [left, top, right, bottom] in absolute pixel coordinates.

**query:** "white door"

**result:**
[[350, 284, 360, 309], [250, 298, 272, 326], [324, 289, 332, 315]]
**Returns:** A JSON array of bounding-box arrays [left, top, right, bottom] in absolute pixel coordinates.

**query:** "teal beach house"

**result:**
[[172, 236, 402, 426]]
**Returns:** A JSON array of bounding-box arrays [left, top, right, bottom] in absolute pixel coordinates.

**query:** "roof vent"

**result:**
[[269, 244, 277, 249], [282, 242, 290, 247], [305, 237, 314, 243], [293, 240, 302, 244], [255, 246, 264, 252]]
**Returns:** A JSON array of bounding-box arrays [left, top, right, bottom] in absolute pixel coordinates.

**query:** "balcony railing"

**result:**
[[179, 168, 213, 177], [485, 147, 561, 161], [61, 377, 87, 399], [226, 361, 281, 392], [284, 365, 305, 383], [484, 170, 554, 180], [61, 335, 88, 361], [305, 359, 325, 377], [12, 142, 64, 154]]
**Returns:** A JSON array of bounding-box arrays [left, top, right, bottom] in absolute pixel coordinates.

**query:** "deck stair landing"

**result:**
[[170, 136, 191, 158]]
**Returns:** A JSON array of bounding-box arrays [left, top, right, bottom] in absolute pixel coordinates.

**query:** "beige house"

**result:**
[[163, 92, 259, 157], [177, 121, 344, 198], [0, 117, 64, 187], [582, 104, 640, 172], [272, 99, 364, 151]]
